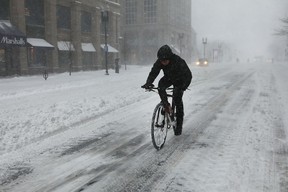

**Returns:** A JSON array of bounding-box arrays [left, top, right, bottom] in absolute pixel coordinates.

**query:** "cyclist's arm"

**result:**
[[146, 61, 161, 85]]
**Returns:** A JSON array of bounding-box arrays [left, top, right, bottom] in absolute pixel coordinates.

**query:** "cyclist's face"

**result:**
[[160, 59, 170, 66]]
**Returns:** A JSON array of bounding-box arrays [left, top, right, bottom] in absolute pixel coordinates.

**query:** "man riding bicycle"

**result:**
[[142, 45, 192, 135]]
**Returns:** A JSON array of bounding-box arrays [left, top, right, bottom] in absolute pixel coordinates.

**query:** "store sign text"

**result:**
[[1, 36, 26, 46]]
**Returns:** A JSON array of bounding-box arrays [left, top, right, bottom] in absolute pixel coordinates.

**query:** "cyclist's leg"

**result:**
[[158, 77, 172, 109], [173, 87, 184, 135]]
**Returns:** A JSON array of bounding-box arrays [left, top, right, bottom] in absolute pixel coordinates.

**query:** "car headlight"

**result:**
[[204, 61, 208, 65], [196, 62, 200, 65]]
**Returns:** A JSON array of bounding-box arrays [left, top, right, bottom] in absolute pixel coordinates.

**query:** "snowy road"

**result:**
[[1, 62, 288, 192]]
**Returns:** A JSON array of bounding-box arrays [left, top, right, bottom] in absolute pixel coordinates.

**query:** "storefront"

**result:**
[[0, 20, 27, 76], [26, 38, 54, 74], [57, 41, 75, 71], [100, 44, 119, 69], [82, 43, 96, 70]]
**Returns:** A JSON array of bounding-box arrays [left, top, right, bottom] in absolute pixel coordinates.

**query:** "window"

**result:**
[[0, 0, 10, 20], [25, 0, 44, 26], [25, 0, 45, 39], [81, 11, 92, 33], [58, 51, 72, 68], [0, 49, 5, 72], [82, 52, 93, 67], [28, 47, 46, 67], [125, 0, 137, 24], [57, 5, 71, 30], [144, 0, 157, 23], [169, 0, 189, 27]]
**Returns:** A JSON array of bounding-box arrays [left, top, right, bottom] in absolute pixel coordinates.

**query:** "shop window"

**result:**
[[58, 51, 72, 68], [57, 5, 71, 30], [28, 47, 46, 67], [81, 11, 92, 33], [82, 52, 93, 67], [0, 49, 5, 72]]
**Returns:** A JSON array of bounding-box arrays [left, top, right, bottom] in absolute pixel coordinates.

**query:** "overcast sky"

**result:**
[[192, 0, 288, 59]]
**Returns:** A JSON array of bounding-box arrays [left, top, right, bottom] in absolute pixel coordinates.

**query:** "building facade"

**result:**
[[0, 0, 121, 76], [120, 0, 196, 65]]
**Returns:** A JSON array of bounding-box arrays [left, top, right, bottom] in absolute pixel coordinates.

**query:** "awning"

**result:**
[[100, 44, 118, 53], [82, 43, 96, 52], [57, 41, 75, 51], [0, 20, 26, 47], [27, 38, 54, 49]]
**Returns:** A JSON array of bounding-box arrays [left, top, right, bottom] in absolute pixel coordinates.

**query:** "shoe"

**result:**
[[174, 130, 182, 136], [174, 126, 182, 136]]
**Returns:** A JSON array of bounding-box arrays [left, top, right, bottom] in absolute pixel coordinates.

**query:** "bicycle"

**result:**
[[142, 85, 177, 150]]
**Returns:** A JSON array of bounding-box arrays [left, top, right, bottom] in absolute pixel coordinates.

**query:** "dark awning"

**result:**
[[0, 20, 27, 47]]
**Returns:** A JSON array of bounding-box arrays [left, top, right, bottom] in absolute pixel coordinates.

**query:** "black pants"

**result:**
[[158, 77, 184, 128]]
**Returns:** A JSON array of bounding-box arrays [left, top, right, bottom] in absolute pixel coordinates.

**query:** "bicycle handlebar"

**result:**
[[141, 85, 174, 92]]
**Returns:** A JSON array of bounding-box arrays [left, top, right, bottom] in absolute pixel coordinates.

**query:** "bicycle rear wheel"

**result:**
[[151, 103, 168, 150]]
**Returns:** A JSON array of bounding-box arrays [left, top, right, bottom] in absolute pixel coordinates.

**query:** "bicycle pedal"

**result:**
[[155, 124, 164, 128]]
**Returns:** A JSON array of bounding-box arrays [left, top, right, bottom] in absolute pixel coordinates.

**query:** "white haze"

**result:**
[[192, 0, 288, 59]]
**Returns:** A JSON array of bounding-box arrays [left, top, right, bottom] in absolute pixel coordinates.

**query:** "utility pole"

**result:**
[[102, 10, 109, 75]]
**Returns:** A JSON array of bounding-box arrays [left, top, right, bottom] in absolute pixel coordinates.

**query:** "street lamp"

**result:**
[[202, 37, 207, 59], [101, 10, 109, 75]]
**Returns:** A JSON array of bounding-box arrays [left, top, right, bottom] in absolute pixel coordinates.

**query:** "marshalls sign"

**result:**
[[0, 20, 26, 47]]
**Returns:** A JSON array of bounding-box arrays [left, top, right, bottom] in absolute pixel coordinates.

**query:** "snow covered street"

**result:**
[[1, 61, 288, 192]]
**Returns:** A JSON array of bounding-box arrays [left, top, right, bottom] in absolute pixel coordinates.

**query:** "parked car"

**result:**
[[196, 58, 208, 66]]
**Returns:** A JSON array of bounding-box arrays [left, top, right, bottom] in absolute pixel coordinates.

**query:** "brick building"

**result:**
[[0, 0, 121, 76]]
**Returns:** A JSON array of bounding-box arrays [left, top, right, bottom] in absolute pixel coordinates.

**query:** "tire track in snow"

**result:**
[[76, 72, 256, 192], [268, 73, 288, 192], [153, 73, 258, 192]]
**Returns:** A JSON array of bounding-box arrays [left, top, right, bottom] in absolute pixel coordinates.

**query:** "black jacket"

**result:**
[[146, 54, 192, 90]]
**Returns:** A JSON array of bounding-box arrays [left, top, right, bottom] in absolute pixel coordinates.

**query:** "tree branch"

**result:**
[[275, 17, 288, 36]]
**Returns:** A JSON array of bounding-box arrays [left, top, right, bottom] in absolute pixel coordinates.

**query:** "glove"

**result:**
[[141, 83, 154, 89]]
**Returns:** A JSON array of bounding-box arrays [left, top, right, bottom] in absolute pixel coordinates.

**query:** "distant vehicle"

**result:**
[[196, 58, 208, 66]]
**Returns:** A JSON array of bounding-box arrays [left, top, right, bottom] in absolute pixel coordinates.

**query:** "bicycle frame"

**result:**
[[144, 86, 177, 150], [167, 89, 176, 124], [146, 86, 176, 121]]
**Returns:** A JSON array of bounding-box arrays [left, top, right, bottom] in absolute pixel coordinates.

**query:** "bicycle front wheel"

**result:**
[[151, 103, 168, 150]]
